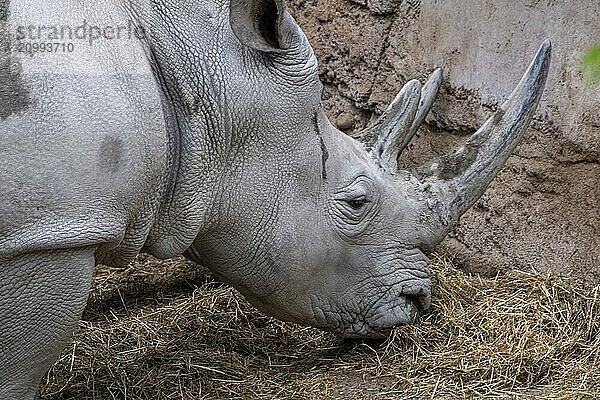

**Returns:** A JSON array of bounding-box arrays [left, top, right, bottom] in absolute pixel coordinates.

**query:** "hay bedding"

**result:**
[[39, 255, 600, 399]]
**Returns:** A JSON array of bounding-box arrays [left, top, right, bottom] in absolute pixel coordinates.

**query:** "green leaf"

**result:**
[[581, 44, 600, 85]]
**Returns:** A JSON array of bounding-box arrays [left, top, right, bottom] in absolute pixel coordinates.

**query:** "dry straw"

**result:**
[[40, 255, 600, 399]]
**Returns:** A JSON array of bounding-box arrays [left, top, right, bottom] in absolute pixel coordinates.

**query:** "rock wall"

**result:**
[[288, 0, 600, 281]]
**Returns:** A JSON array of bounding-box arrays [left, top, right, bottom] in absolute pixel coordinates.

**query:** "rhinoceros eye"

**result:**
[[330, 176, 379, 238], [345, 197, 369, 210], [334, 177, 377, 219]]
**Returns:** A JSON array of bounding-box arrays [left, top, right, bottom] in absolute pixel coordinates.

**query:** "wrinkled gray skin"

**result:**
[[0, 0, 550, 396]]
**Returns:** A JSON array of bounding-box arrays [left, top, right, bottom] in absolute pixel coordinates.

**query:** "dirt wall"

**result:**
[[288, 0, 600, 281]]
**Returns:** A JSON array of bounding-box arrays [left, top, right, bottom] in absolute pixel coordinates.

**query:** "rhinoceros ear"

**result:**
[[229, 0, 286, 52]]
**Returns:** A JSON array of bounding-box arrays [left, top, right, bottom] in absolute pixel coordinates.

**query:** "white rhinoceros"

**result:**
[[0, 0, 549, 397]]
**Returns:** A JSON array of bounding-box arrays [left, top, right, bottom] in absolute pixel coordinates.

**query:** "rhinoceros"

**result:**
[[0, 0, 549, 396]]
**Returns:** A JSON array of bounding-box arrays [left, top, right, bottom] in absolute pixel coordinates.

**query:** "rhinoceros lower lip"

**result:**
[[339, 295, 423, 339]]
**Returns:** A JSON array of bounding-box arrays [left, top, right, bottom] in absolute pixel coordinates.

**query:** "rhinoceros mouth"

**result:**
[[339, 295, 424, 339], [308, 279, 431, 339]]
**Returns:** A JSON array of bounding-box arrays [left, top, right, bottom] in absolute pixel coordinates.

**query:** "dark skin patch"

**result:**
[[0, 0, 7, 22], [0, 0, 33, 121], [99, 137, 124, 173], [313, 113, 329, 180], [319, 135, 329, 180]]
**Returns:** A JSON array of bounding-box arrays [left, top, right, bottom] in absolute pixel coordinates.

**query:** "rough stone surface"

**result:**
[[288, 0, 600, 281]]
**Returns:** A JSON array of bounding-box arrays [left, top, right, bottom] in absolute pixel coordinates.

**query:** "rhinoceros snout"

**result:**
[[333, 279, 432, 339], [413, 283, 433, 313], [340, 298, 420, 339]]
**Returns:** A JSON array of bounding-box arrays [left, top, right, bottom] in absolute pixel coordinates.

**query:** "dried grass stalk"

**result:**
[[40, 255, 600, 400]]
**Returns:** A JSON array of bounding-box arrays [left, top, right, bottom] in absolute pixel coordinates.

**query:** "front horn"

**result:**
[[415, 40, 551, 225]]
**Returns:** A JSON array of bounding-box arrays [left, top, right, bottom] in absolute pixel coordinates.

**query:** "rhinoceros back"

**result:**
[[0, 0, 170, 265]]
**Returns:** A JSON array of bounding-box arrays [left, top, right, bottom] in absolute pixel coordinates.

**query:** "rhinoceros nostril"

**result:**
[[401, 295, 422, 320], [403, 291, 431, 316]]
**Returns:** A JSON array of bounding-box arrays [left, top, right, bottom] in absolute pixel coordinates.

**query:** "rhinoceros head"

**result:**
[[181, 0, 550, 338]]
